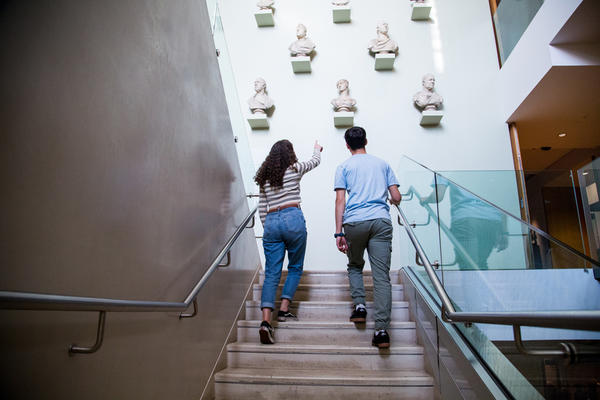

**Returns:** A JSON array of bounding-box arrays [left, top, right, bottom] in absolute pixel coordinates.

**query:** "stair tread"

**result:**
[[260, 270, 400, 275], [215, 367, 433, 386], [246, 300, 409, 307], [227, 342, 424, 354], [239, 320, 415, 329], [253, 283, 403, 289]]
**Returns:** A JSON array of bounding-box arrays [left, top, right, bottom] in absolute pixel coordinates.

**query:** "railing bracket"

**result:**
[[441, 306, 453, 323], [513, 325, 575, 362], [415, 252, 424, 266], [246, 216, 255, 229], [69, 311, 106, 355], [179, 299, 198, 319], [218, 251, 231, 267]]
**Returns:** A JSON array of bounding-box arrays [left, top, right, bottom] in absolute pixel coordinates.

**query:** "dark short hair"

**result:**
[[344, 126, 367, 150]]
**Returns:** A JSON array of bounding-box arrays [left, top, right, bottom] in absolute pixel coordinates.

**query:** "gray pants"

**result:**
[[343, 218, 393, 330]]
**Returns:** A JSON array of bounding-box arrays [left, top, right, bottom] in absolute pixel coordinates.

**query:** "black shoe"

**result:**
[[349, 304, 367, 322], [259, 321, 275, 344], [277, 310, 298, 322], [372, 329, 390, 348]]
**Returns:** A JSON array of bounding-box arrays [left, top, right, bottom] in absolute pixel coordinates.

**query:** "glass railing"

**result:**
[[209, 2, 259, 207], [445, 167, 596, 263], [577, 160, 600, 263], [395, 156, 600, 399], [401, 157, 597, 264], [493, 0, 545, 65]]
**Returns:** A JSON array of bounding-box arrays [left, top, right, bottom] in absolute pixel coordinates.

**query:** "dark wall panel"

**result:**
[[0, 1, 260, 398]]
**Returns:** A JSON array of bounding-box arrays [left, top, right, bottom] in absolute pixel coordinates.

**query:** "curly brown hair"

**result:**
[[254, 140, 298, 189]]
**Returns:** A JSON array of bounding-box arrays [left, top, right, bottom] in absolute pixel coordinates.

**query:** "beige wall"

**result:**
[[0, 1, 260, 398]]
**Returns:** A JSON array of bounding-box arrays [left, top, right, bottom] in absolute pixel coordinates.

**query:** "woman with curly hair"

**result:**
[[255, 139, 323, 344]]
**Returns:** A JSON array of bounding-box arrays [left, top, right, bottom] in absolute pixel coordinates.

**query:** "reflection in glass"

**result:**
[[421, 175, 507, 270]]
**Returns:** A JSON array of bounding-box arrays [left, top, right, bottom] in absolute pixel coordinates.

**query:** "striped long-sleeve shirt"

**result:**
[[258, 149, 321, 224]]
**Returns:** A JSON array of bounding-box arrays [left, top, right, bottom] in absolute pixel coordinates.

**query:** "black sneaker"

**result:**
[[372, 329, 390, 348], [277, 310, 298, 322], [349, 304, 367, 322], [259, 321, 275, 344]]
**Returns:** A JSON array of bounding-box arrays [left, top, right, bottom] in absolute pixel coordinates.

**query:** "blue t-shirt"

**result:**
[[334, 154, 399, 224]]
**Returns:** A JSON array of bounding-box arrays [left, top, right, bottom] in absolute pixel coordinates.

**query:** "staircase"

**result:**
[[214, 271, 435, 400]]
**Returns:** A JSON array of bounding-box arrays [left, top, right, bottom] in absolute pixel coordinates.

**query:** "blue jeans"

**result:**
[[261, 207, 307, 310]]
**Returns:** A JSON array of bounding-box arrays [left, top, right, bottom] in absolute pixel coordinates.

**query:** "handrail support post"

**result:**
[[179, 299, 198, 319], [218, 251, 231, 267], [69, 311, 106, 355], [513, 325, 574, 362]]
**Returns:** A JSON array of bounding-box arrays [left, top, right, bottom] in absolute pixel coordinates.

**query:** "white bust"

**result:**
[[413, 73, 443, 111], [248, 78, 274, 115], [256, 0, 274, 10], [368, 22, 398, 54], [331, 79, 356, 112], [332, 0, 350, 5], [289, 24, 316, 57]]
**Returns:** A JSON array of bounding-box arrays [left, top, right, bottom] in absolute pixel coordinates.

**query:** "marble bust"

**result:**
[[413, 73, 443, 111], [256, 0, 274, 10], [332, 0, 350, 5], [368, 22, 398, 54], [331, 79, 356, 112], [289, 24, 316, 57], [248, 78, 274, 115]]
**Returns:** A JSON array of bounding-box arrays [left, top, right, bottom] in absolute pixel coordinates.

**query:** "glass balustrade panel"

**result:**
[[493, 0, 545, 64], [396, 158, 442, 294], [399, 156, 600, 398], [212, 7, 258, 208]]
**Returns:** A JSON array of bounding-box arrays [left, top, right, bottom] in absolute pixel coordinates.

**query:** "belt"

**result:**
[[267, 203, 300, 214]]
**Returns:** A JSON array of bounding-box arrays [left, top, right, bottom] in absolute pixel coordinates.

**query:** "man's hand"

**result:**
[[388, 185, 402, 206], [336, 236, 348, 253]]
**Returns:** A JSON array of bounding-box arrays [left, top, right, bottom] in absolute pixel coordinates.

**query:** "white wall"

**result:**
[[219, 0, 515, 270], [499, 0, 582, 122]]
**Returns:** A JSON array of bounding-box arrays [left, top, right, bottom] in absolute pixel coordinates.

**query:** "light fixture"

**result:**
[[558, 132, 567, 137]]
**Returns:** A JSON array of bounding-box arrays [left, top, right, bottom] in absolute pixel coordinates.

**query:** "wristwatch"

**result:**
[[334, 232, 345, 238]]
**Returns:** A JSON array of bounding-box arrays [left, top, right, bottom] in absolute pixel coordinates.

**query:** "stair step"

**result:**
[[245, 300, 410, 321], [252, 283, 404, 301], [237, 320, 416, 345], [259, 270, 402, 285], [226, 342, 425, 371], [215, 368, 434, 400]]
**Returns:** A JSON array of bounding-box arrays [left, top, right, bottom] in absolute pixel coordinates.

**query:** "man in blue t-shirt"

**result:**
[[334, 126, 401, 348]]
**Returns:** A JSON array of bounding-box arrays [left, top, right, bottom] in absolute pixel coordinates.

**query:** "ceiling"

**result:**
[[509, 65, 600, 171], [551, 0, 600, 45]]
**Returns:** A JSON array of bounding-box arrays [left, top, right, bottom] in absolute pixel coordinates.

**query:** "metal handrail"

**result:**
[[402, 155, 600, 267], [0, 206, 258, 354], [395, 204, 600, 359]]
